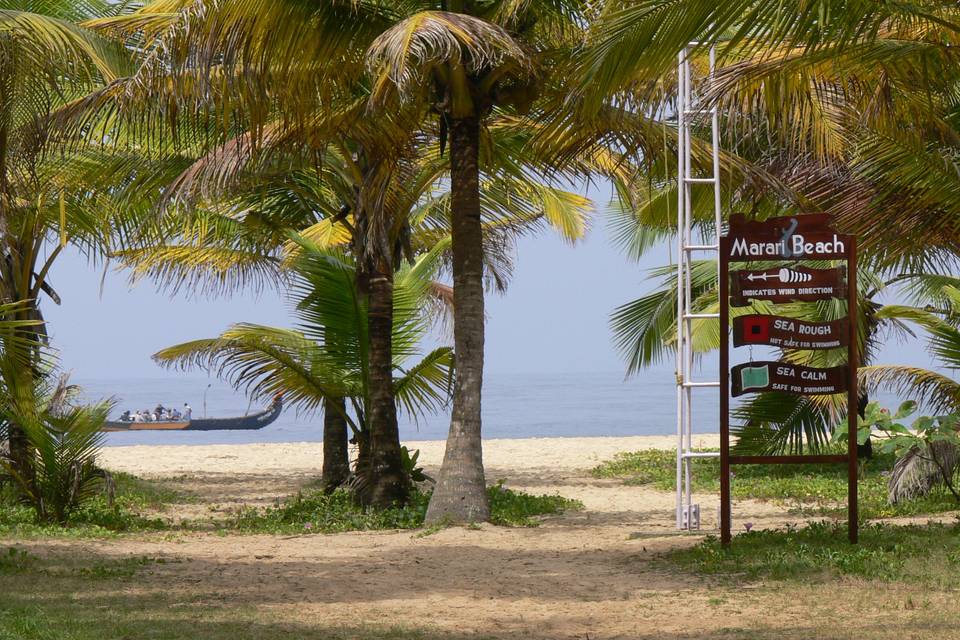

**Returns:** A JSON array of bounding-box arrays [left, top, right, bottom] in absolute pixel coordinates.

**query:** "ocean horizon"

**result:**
[[78, 363, 724, 447]]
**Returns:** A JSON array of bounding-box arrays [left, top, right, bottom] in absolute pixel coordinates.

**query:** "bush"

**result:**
[[228, 484, 583, 534], [487, 481, 582, 526], [0, 469, 171, 538], [1, 398, 114, 524]]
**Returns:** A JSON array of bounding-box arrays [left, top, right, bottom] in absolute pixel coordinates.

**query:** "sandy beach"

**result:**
[[98, 434, 722, 477]]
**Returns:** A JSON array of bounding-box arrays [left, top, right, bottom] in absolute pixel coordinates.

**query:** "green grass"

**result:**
[[227, 483, 583, 534], [2, 470, 581, 539], [0, 473, 174, 538], [670, 519, 960, 587], [111, 470, 187, 509], [0, 549, 490, 640], [591, 448, 960, 519], [0, 546, 170, 580]]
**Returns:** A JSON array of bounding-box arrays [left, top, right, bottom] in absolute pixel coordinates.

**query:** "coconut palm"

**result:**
[[361, 0, 595, 524], [74, 0, 604, 512], [0, 295, 115, 522], [581, 1, 960, 265], [105, 124, 591, 506], [155, 240, 454, 496], [586, 0, 960, 462], [90, 0, 597, 523], [0, 1, 169, 481]]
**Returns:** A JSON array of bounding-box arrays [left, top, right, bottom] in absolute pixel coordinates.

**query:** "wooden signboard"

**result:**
[[733, 315, 848, 350], [730, 266, 846, 306], [720, 214, 858, 546], [731, 361, 848, 397]]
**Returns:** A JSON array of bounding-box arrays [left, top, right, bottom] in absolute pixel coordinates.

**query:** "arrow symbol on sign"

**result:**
[[747, 273, 771, 281]]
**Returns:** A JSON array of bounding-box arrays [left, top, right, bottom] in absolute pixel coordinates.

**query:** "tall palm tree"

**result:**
[[91, 0, 597, 522], [362, 0, 591, 523], [80, 0, 605, 514]]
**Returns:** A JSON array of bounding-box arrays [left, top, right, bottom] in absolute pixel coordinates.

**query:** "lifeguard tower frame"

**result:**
[[675, 43, 723, 530]]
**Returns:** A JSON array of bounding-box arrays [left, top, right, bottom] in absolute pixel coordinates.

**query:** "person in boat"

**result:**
[[120, 410, 132, 422], [170, 408, 182, 420], [183, 403, 192, 420]]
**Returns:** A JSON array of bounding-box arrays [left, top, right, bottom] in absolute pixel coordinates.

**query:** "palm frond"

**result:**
[[153, 325, 357, 419], [367, 11, 533, 108], [393, 346, 454, 421], [888, 441, 959, 504]]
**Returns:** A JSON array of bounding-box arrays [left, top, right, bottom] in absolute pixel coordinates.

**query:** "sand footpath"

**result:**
[[26, 433, 930, 639]]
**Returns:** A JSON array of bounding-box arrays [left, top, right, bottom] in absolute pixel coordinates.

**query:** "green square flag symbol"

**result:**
[[740, 365, 770, 391]]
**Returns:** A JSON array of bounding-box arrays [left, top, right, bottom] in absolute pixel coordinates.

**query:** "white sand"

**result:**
[[98, 434, 722, 477]]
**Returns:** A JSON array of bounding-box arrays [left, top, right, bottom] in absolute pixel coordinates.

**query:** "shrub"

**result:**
[[227, 484, 583, 534], [1, 400, 115, 525]]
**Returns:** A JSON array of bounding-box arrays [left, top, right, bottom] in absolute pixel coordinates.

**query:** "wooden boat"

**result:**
[[102, 395, 283, 432]]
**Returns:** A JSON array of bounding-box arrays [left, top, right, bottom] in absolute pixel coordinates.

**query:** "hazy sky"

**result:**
[[43, 182, 933, 382]]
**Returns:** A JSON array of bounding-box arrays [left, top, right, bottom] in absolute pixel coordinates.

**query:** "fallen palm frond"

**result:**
[[888, 441, 960, 504]]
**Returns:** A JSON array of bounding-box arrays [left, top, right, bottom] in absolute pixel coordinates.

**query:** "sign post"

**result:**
[[720, 214, 858, 546]]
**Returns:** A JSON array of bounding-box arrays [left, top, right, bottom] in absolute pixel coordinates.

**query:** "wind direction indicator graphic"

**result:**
[[744, 268, 814, 283], [777, 268, 813, 283]]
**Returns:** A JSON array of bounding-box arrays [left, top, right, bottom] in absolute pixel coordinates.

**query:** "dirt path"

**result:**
[[16, 458, 900, 639], [10, 439, 960, 638]]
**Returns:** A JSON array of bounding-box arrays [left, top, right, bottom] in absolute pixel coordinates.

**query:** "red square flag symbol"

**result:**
[[742, 316, 770, 343]]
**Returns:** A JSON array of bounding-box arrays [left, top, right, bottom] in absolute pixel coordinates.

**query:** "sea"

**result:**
[[78, 362, 722, 447]]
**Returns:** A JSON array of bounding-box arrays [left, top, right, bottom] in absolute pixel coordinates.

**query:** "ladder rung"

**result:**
[[681, 452, 721, 459], [684, 244, 719, 251], [683, 313, 720, 320], [683, 177, 717, 183], [683, 109, 715, 115], [681, 381, 721, 388]]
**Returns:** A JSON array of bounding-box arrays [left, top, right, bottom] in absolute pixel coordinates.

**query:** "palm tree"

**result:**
[[0, 1, 161, 481], [106, 130, 591, 506], [580, 1, 960, 463], [77, 1, 593, 512], [362, 1, 592, 524], [580, 1, 960, 266], [155, 241, 455, 497], [92, 0, 597, 523], [0, 298, 115, 522]]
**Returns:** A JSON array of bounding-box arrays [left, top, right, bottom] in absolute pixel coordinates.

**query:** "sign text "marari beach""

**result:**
[[730, 232, 847, 260]]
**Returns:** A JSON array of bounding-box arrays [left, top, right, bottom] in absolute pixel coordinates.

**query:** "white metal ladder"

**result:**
[[676, 43, 722, 530]]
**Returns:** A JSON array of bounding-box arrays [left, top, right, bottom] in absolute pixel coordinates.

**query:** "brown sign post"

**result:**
[[720, 214, 858, 546]]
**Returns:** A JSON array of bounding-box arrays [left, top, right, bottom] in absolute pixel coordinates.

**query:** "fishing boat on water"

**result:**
[[102, 395, 283, 432]]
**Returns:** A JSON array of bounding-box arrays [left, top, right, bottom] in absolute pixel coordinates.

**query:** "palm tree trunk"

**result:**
[[0, 57, 29, 486], [425, 115, 490, 524], [321, 396, 350, 493], [364, 260, 410, 507], [0, 256, 37, 489]]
